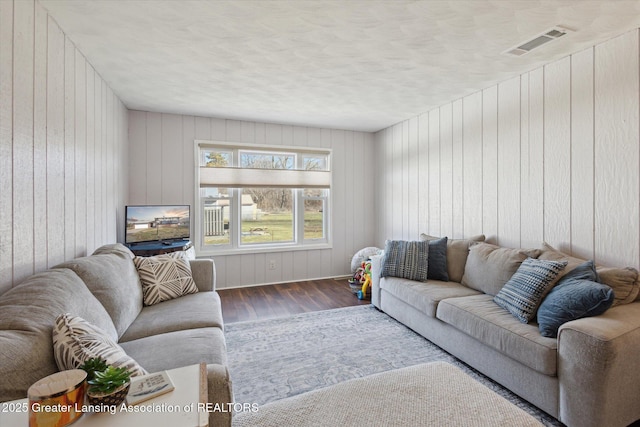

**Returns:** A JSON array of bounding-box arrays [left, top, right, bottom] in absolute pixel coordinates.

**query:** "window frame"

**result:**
[[195, 141, 332, 256]]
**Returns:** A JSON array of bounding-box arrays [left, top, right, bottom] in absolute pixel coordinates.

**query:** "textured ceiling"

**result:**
[[39, 0, 640, 132]]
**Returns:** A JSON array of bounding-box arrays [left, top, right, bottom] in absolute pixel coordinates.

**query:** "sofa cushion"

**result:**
[[0, 269, 117, 402], [189, 259, 217, 292], [120, 328, 227, 374], [421, 234, 485, 283], [381, 240, 430, 282], [133, 252, 199, 306], [53, 313, 147, 377], [119, 292, 224, 342], [537, 242, 587, 278], [538, 243, 640, 306], [92, 243, 136, 259], [461, 243, 541, 296], [380, 277, 481, 317], [55, 244, 143, 338], [557, 259, 599, 282], [596, 267, 640, 306], [436, 294, 558, 376], [493, 258, 567, 323]]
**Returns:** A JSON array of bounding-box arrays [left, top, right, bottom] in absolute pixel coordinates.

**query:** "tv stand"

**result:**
[[126, 240, 193, 257]]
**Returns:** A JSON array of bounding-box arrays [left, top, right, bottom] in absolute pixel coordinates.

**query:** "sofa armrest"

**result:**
[[190, 259, 217, 292], [207, 363, 233, 427], [370, 254, 384, 309], [557, 302, 640, 427]]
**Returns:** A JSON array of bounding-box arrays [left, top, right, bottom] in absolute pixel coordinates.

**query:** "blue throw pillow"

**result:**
[[537, 261, 614, 338], [427, 237, 448, 281], [494, 258, 567, 323], [381, 240, 429, 282], [557, 259, 599, 283]]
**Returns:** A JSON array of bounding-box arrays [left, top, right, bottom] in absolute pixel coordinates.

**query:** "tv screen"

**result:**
[[125, 205, 190, 244]]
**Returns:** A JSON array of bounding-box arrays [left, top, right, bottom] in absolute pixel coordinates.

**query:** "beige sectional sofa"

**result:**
[[0, 243, 232, 427], [371, 236, 640, 427]]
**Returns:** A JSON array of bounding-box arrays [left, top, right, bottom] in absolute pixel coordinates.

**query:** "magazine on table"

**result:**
[[126, 371, 175, 405]]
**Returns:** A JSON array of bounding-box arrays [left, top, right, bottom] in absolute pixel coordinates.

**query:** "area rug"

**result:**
[[233, 362, 544, 427], [225, 305, 563, 426]]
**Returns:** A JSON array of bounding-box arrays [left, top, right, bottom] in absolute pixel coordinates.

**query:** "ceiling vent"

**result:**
[[503, 26, 574, 57]]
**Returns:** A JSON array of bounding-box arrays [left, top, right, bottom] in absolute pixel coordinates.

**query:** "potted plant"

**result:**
[[86, 365, 132, 407], [79, 357, 109, 382]]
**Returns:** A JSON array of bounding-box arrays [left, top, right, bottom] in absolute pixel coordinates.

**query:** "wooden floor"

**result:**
[[218, 278, 370, 323]]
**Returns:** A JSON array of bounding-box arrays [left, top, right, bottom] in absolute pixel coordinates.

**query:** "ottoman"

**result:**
[[233, 362, 543, 426]]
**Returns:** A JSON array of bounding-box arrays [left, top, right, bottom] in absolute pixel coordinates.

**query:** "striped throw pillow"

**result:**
[[381, 240, 430, 282], [494, 258, 568, 323], [134, 252, 199, 306], [53, 313, 147, 377]]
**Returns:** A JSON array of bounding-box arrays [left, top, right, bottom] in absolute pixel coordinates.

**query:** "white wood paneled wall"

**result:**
[[0, 0, 129, 294], [375, 29, 640, 270], [128, 113, 376, 289]]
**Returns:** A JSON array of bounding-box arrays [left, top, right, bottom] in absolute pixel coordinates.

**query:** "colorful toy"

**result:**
[[357, 261, 372, 300]]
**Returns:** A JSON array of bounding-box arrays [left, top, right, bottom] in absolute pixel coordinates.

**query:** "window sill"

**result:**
[[196, 242, 332, 257]]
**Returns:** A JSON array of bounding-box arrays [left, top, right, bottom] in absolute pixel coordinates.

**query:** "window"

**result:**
[[196, 142, 331, 254]]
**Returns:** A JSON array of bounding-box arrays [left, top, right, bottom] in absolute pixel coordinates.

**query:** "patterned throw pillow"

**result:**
[[381, 240, 429, 282], [493, 258, 568, 323], [134, 252, 199, 306], [53, 313, 147, 377]]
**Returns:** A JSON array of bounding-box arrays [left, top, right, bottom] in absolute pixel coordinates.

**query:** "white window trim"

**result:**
[[194, 140, 332, 257]]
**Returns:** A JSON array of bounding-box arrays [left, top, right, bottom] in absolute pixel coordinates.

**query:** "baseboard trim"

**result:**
[[217, 275, 351, 290]]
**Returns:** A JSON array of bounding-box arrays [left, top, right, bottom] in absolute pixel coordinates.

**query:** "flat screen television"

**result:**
[[125, 205, 190, 245]]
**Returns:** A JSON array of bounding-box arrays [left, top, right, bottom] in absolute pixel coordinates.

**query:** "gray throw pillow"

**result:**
[[426, 237, 448, 281], [381, 240, 429, 282], [493, 258, 567, 323]]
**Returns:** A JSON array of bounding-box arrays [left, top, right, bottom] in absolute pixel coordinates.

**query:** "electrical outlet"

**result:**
[[268, 259, 276, 270]]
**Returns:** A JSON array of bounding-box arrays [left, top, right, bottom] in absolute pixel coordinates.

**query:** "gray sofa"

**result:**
[[0, 243, 232, 427], [371, 236, 640, 427]]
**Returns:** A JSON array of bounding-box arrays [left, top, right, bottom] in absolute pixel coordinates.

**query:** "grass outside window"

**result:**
[[203, 212, 323, 245]]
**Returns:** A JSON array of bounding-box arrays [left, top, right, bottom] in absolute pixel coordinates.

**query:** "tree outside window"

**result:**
[[197, 143, 330, 253]]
